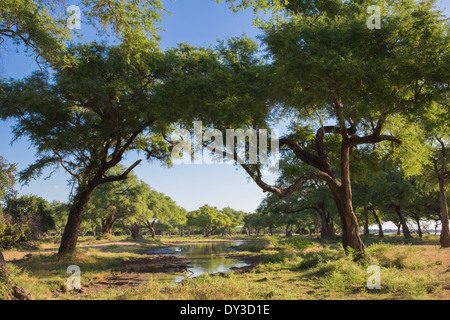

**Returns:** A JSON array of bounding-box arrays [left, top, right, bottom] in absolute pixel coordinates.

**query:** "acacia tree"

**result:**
[[0, 43, 179, 254], [220, 207, 244, 235], [0, 0, 167, 67], [193, 0, 449, 254], [186, 205, 232, 237], [272, 152, 338, 238], [132, 181, 185, 239], [49, 201, 69, 237], [85, 166, 140, 236]]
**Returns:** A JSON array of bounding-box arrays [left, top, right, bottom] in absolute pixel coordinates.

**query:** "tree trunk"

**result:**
[[415, 217, 423, 238], [131, 223, 143, 240], [329, 143, 365, 255], [318, 208, 335, 239], [395, 206, 413, 239], [101, 214, 116, 235], [0, 249, 32, 300], [335, 195, 365, 254], [58, 181, 99, 254], [370, 206, 384, 237], [205, 228, 214, 237], [147, 220, 156, 239], [330, 145, 365, 255], [363, 205, 369, 236], [438, 177, 450, 247]]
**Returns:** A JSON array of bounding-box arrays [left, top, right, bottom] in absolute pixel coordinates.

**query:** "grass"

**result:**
[[3, 233, 450, 300]]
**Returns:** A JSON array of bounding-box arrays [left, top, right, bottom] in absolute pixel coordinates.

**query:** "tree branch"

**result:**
[[99, 159, 142, 184]]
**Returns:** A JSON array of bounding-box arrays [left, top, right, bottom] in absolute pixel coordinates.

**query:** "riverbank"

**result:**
[[2, 234, 450, 300]]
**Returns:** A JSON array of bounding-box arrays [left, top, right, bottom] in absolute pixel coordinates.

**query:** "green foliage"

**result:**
[[0, 214, 31, 249], [85, 166, 140, 232], [5, 194, 55, 235], [131, 181, 186, 235], [0, 0, 167, 66], [49, 201, 69, 235], [0, 43, 174, 187], [0, 156, 16, 204], [187, 205, 247, 237]]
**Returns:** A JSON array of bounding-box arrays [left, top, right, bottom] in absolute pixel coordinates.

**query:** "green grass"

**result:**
[[4, 234, 449, 300]]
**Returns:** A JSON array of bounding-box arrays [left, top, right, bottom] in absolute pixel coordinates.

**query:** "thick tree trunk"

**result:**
[[336, 197, 365, 254], [438, 178, 450, 247], [58, 182, 99, 254], [0, 249, 32, 300], [395, 206, 413, 239], [333, 144, 365, 255]]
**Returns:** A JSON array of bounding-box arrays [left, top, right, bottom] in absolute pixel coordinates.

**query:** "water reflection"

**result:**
[[170, 241, 249, 283]]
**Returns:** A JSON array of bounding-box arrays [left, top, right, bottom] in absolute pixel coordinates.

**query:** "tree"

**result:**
[[187, 205, 232, 237], [269, 154, 338, 239], [0, 43, 180, 254], [189, 0, 449, 254], [0, 0, 167, 67], [132, 181, 185, 239], [220, 207, 244, 235], [49, 201, 69, 237], [0, 0, 169, 296], [85, 166, 140, 236]]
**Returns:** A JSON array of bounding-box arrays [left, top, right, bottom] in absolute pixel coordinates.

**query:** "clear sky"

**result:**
[[0, 0, 449, 214]]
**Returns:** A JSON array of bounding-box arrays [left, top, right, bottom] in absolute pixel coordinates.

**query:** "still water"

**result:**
[[152, 241, 249, 282]]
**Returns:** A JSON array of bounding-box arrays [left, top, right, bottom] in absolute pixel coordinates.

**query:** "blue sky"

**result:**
[[0, 0, 449, 213]]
